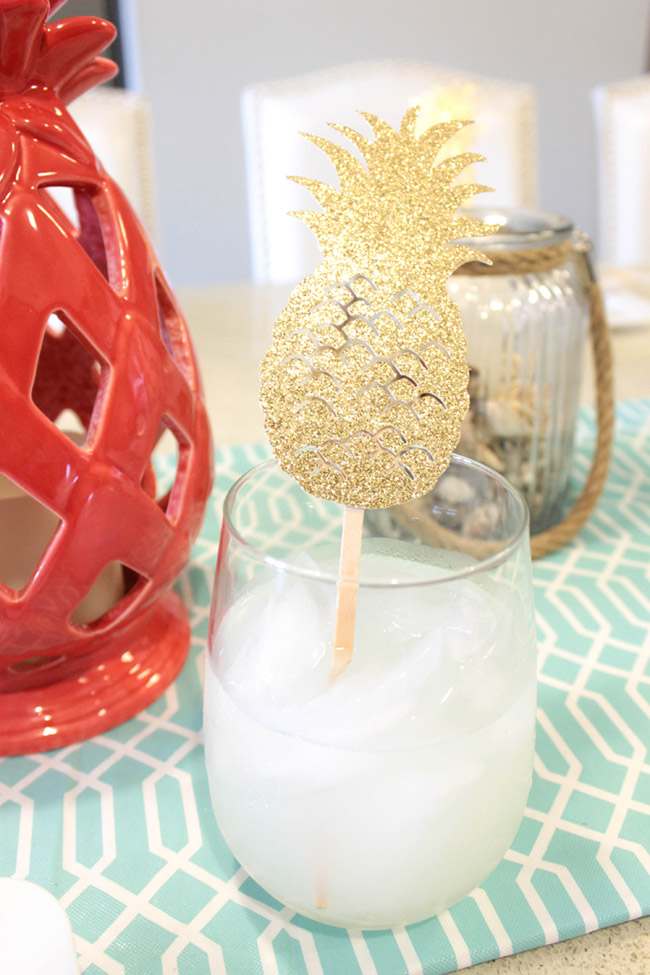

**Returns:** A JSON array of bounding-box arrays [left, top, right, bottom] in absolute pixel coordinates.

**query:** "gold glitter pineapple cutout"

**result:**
[[260, 108, 492, 508]]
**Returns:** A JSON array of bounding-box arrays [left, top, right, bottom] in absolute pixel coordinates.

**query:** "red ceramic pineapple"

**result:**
[[0, 0, 213, 754]]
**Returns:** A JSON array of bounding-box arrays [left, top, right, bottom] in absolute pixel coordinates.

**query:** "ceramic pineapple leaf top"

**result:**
[[260, 108, 494, 508], [0, 1, 117, 102]]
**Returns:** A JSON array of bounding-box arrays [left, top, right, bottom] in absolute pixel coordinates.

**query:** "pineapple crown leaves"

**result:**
[[0, 1, 117, 180], [289, 106, 495, 288], [0, 1, 116, 102]]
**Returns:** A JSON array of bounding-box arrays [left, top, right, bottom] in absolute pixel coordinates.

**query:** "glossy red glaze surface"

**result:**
[[0, 1, 213, 753], [0, 591, 190, 755]]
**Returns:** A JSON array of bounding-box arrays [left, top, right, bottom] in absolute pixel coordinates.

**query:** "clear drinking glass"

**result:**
[[204, 456, 537, 928], [449, 207, 590, 534]]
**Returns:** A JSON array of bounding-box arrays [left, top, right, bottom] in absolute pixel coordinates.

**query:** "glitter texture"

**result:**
[[260, 108, 494, 508]]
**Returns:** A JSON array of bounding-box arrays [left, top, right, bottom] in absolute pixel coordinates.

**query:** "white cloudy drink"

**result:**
[[204, 458, 537, 928]]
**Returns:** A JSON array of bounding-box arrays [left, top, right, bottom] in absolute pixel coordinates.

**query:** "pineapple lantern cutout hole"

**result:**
[[0, 1, 213, 755], [0, 274, 190, 627], [0, 299, 120, 625], [260, 108, 495, 679]]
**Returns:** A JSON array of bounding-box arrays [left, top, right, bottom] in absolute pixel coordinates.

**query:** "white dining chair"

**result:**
[[67, 86, 158, 242], [592, 75, 650, 267], [241, 60, 538, 284]]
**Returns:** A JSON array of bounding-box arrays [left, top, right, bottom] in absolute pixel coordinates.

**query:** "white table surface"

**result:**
[[177, 279, 650, 975]]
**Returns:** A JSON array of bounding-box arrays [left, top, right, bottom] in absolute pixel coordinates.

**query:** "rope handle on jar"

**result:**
[[461, 233, 615, 559]]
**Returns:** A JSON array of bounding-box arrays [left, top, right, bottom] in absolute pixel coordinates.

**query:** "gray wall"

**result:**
[[121, 0, 649, 287]]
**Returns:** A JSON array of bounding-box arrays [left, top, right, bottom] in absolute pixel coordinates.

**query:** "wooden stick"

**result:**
[[330, 505, 364, 684]]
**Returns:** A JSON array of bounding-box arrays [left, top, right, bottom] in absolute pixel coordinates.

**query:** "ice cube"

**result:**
[[295, 589, 457, 748], [215, 571, 334, 711]]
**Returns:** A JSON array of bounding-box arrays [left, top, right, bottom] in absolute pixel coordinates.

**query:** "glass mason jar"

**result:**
[[448, 207, 591, 535], [204, 456, 537, 928]]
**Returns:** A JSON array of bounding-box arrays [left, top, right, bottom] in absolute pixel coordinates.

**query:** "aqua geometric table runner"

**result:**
[[1, 399, 649, 975]]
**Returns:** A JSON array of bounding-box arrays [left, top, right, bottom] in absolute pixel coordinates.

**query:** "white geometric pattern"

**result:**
[[0, 404, 649, 975]]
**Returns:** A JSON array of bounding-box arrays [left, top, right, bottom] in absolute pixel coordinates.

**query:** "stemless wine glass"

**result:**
[[204, 455, 537, 928]]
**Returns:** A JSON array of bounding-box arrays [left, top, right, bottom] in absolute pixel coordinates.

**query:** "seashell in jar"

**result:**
[[473, 443, 506, 472], [484, 400, 533, 439], [433, 473, 477, 505], [464, 502, 501, 538]]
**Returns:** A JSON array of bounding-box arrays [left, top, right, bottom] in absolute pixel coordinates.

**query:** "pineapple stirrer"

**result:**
[[260, 108, 494, 680]]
